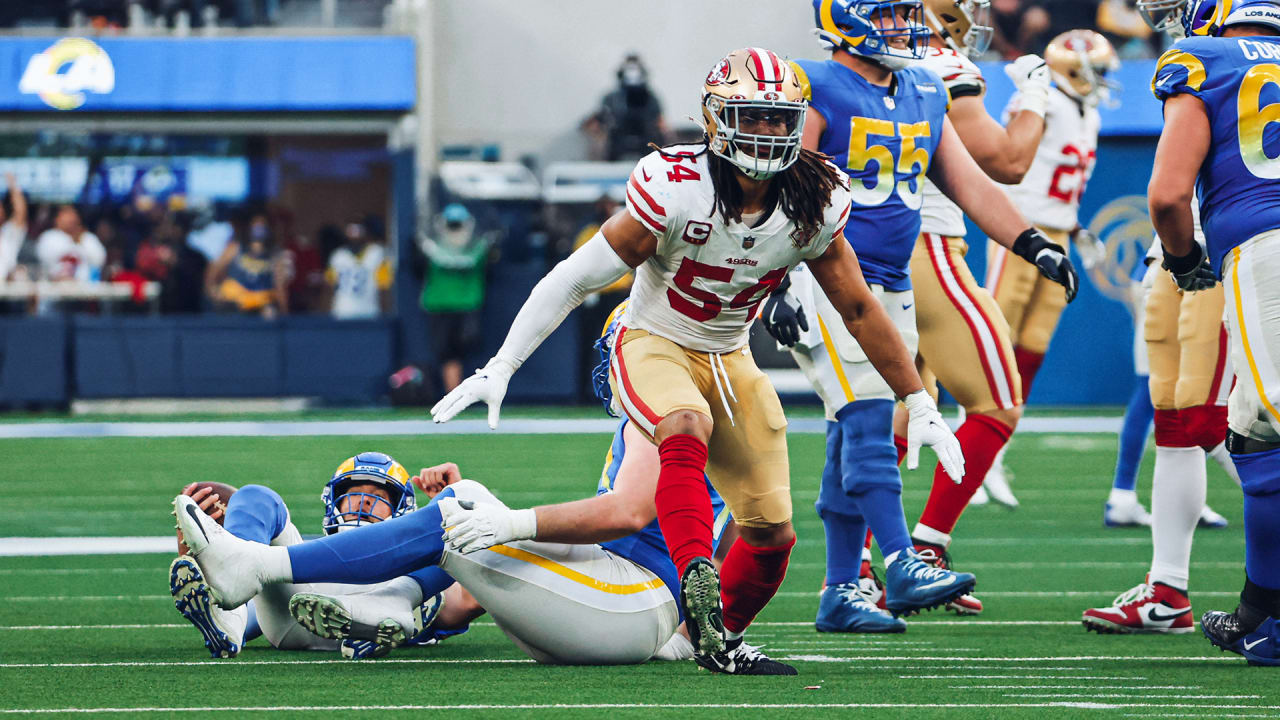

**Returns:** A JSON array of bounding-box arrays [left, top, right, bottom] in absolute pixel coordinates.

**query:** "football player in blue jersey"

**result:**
[[765, 0, 1078, 633], [1147, 0, 1280, 665]]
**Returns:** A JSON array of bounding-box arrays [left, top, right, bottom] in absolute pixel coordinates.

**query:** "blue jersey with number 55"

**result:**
[[1154, 35, 1280, 275], [792, 59, 950, 291]]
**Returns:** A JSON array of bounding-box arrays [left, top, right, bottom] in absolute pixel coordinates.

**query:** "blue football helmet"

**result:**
[[1176, 0, 1280, 36], [590, 300, 629, 417], [814, 0, 932, 70], [321, 452, 416, 534]]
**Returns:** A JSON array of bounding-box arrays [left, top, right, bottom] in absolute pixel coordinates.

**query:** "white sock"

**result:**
[[1148, 445, 1206, 590], [1108, 487, 1139, 505], [653, 632, 695, 661], [725, 628, 744, 642], [262, 546, 294, 584], [883, 550, 902, 566], [1206, 441, 1242, 486], [911, 523, 951, 548]]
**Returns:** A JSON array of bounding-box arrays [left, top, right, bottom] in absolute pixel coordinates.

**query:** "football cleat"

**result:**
[[982, 451, 1019, 508], [858, 560, 887, 611], [342, 591, 448, 659], [912, 543, 983, 615], [1104, 495, 1152, 528], [289, 588, 428, 660], [1198, 505, 1229, 529], [816, 582, 907, 633], [695, 636, 797, 675], [169, 556, 246, 659], [679, 557, 726, 658], [884, 549, 977, 618], [969, 484, 991, 506], [1203, 609, 1280, 666], [1082, 581, 1194, 634], [172, 494, 273, 609]]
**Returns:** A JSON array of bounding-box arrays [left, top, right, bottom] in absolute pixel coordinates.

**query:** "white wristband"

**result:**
[[511, 508, 538, 542], [1019, 86, 1048, 119]]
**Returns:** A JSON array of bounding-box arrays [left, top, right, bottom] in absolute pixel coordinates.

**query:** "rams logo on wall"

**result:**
[[18, 38, 115, 110], [1084, 195, 1154, 306]]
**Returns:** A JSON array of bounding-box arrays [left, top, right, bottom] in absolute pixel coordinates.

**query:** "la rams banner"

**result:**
[[0, 36, 416, 112]]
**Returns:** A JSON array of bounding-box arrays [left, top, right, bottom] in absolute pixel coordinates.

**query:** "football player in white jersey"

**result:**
[[425, 47, 981, 674]]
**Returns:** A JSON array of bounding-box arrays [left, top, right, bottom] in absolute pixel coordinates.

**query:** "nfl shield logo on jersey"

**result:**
[[883, 97, 896, 110], [742, 236, 756, 249]]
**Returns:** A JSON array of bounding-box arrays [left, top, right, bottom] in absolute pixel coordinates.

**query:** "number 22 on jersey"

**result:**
[[846, 118, 931, 210]]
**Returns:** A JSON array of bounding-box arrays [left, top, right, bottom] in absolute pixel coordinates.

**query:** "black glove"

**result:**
[[1013, 228, 1079, 303], [1161, 242, 1217, 292], [760, 276, 808, 347]]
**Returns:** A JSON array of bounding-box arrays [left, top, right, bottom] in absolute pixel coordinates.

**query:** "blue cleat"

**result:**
[[1203, 608, 1280, 666], [169, 556, 246, 659], [816, 583, 907, 633], [884, 551, 977, 618]]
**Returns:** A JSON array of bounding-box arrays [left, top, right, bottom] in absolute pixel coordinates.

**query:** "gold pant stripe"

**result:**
[[1231, 247, 1280, 427], [486, 545, 666, 595], [816, 314, 856, 404]]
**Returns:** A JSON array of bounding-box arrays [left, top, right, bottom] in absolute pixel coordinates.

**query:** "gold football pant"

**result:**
[[986, 228, 1072, 355]]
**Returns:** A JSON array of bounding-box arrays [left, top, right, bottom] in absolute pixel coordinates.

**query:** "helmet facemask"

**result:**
[[705, 97, 807, 180], [1137, 0, 1189, 38], [924, 0, 994, 57]]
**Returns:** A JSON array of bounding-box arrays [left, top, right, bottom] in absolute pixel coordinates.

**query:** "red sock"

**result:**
[[655, 434, 713, 577], [864, 528, 874, 551], [1182, 404, 1228, 450], [1014, 346, 1046, 399], [721, 536, 795, 634], [918, 414, 1013, 534], [894, 434, 909, 465]]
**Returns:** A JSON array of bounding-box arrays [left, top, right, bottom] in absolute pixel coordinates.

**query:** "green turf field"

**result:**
[[0, 427, 1273, 718]]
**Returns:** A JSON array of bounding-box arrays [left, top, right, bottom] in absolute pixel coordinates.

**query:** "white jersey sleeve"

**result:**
[[919, 47, 984, 237], [1003, 89, 1101, 231]]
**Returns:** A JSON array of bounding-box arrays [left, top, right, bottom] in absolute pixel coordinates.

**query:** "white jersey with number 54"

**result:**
[[622, 145, 852, 354]]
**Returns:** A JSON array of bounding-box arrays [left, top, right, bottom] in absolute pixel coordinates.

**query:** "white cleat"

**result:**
[[172, 494, 272, 609], [1198, 505, 1229, 529], [969, 485, 991, 506], [1104, 491, 1152, 528], [169, 556, 247, 658], [289, 589, 422, 659], [982, 451, 1018, 508]]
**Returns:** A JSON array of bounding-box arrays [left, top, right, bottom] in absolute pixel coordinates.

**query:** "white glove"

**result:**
[[430, 358, 515, 429], [438, 496, 537, 554], [903, 390, 965, 483], [1004, 54, 1050, 118], [1072, 226, 1107, 271]]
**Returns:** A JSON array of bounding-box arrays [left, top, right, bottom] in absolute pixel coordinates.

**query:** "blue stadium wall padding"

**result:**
[[0, 315, 68, 405], [480, 262, 581, 403]]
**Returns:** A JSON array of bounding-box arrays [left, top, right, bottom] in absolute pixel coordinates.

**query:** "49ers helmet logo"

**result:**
[[705, 58, 731, 86]]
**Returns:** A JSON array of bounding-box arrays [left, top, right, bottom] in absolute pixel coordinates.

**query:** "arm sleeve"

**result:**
[[492, 231, 632, 370]]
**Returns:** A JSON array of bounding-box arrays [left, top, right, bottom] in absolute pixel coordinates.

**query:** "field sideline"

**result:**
[[0, 419, 1274, 719]]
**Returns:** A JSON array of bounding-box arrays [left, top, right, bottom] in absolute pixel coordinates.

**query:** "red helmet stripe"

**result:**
[[766, 50, 784, 90], [748, 47, 768, 91]]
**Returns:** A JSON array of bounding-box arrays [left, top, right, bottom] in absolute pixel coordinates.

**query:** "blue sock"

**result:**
[[223, 485, 291, 544], [406, 566, 455, 599], [816, 420, 866, 586], [854, 486, 912, 560], [243, 600, 263, 644], [288, 492, 449, 585], [820, 510, 866, 586], [1113, 377, 1154, 492], [831, 399, 911, 559], [1231, 445, 1280, 589]]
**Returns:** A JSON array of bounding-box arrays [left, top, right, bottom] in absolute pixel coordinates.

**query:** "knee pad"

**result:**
[[834, 398, 901, 493], [1182, 404, 1228, 450], [1232, 443, 1280, 496], [1153, 408, 1195, 448]]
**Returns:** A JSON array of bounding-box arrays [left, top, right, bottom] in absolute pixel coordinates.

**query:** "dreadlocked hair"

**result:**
[[649, 141, 842, 246]]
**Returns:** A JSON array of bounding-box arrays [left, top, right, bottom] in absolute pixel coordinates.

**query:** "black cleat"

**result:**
[[695, 636, 798, 675], [679, 557, 725, 658], [1202, 602, 1270, 657]]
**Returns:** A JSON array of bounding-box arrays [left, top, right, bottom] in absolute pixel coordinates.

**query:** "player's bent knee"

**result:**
[[738, 521, 795, 547], [233, 484, 284, 504], [655, 409, 713, 443], [977, 406, 1022, 432]]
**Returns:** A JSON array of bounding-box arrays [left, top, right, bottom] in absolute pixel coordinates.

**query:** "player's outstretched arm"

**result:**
[[430, 211, 652, 428], [441, 422, 660, 552], [806, 237, 964, 481], [1150, 94, 1214, 290], [929, 117, 1078, 302]]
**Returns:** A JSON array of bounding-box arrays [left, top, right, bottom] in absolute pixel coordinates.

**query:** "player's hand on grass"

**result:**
[[903, 390, 965, 483], [438, 497, 537, 554], [1013, 228, 1078, 303], [413, 463, 462, 498], [182, 483, 226, 524], [430, 358, 515, 429], [760, 276, 808, 348]]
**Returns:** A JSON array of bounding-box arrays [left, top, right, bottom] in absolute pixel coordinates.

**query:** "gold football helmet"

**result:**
[[701, 48, 807, 180], [922, 0, 994, 57], [1045, 30, 1120, 105]]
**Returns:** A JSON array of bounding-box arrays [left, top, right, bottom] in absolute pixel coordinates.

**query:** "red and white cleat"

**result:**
[[1082, 581, 1194, 634], [912, 543, 982, 616], [858, 559, 887, 611]]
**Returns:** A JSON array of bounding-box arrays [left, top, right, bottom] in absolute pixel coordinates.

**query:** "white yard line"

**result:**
[[1002, 694, 1261, 700]]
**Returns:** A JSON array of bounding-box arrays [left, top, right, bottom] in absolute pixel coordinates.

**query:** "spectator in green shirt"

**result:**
[[419, 203, 494, 392]]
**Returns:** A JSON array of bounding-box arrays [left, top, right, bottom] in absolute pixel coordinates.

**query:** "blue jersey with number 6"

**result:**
[[1153, 35, 1280, 275], [792, 59, 950, 291]]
